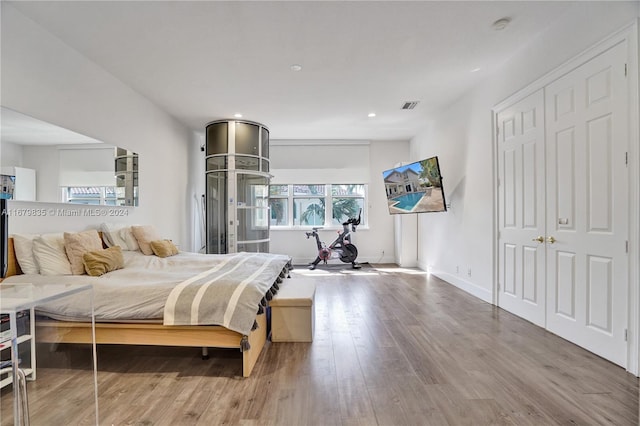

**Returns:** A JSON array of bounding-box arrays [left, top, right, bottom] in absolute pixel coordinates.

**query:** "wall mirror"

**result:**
[[0, 107, 139, 206]]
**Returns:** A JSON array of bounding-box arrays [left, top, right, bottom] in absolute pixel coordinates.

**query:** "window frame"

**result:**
[[61, 186, 118, 205], [269, 183, 367, 230]]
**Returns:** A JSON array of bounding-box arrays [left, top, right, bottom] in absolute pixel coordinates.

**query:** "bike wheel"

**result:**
[[340, 243, 358, 263]]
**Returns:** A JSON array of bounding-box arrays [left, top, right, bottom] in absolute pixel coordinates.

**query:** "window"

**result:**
[[293, 185, 325, 226], [269, 184, 366, 228], [269, 185, 289, 226], [61, 186, 117, 205], [331, 184, 365, 226]]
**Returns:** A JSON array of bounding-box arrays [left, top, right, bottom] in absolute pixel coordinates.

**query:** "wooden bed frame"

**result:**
[[3, 237, 268, 377]]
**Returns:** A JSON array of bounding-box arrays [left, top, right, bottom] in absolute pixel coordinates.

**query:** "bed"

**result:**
[[2, 232, 292, 377]]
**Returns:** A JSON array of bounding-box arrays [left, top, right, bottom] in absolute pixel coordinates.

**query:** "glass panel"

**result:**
[[235, 155, 259, 171], [269, 185, 289, 196], [331, 184, 365, 196], [293, 184, 325, 196], [236, 174, 269, 205], [237, 241, 269, 253], [235, 122, 259, 155], [114, 154, 139, 172], [114, 150, 138, 206], [206, 156, 227, 171], [236, 208, 269, 241], [261, 127, 269, 159], [332, 197, 364, 225], [269, 198, 288, 226], [115, 157, 127, 172], [206, 122, 228, 155], [206, 172, 227, 254], [261, 159, 269, 173], [293, 197, 325, 226]]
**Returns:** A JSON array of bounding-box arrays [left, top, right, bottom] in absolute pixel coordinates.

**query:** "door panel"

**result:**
[[522, 140, 539, 229], [587, 255, 612, 333], [545, 41, 628, 367], [586, 114, 613, 232], [504, 243, 517, 295], [522, 246, 538, 303], [555, 250, 576, 319], [497, 89, 546, 327]]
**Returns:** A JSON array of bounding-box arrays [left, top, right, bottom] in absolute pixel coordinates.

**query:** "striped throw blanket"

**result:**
[[163, 252, 291, 335]]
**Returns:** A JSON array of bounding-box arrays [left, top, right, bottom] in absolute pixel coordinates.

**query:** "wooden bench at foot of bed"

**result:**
[[35, 312, 268, 378]]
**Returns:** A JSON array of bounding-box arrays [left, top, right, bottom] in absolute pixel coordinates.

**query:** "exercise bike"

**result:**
[[305, 209, 362, 270]]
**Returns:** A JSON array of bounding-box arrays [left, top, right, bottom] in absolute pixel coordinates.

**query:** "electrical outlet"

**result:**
[[467, 268, 472, 277]]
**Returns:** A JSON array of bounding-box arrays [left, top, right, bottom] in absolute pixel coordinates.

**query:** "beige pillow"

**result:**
[[32, 233, 72, 276], [131, 225, 161, 255], [64, 230, 104, 275], [150, 240, 179, 258], [83, 246, 124, 277]]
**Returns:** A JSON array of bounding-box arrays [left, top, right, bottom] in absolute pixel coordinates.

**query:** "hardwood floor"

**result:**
[[1, 265, 638, 425]]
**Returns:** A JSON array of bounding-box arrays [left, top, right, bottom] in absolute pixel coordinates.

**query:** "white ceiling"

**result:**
[[1, 107, 103, 146], [5, 1, 620, 140]]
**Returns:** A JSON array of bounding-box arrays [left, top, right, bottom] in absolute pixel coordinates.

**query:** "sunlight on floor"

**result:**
[[373, 267, 427, 275], [291, 264, 427, 277]]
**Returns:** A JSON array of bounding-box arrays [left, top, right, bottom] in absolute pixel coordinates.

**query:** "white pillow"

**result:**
[[100, 223, 139, 251], [11, 233, 40, 274], [32, 233, 72, 276]]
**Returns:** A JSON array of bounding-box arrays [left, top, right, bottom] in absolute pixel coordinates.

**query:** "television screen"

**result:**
[[382, 156, 446, 214]]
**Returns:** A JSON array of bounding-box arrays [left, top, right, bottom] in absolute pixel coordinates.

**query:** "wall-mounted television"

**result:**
[[382, 156, 446, 214]]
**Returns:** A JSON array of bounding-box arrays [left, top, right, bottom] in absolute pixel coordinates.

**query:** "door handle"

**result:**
[[547, 236, 556, 244], [532, 236, 544, 243]]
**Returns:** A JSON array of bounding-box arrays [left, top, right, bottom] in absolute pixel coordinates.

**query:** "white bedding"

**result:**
[[3, 251, 290, 334]]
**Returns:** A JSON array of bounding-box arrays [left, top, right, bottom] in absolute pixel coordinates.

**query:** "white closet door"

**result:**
[[545, 41, 628, 367], [497, 89, 546, 327]]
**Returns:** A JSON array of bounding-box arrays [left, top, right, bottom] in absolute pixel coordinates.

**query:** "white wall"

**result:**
[[269, 139, 409, 264], [1, 142, 23, 168], [1, 4, 191, 245], [411, 5, 640, 303], [23, 146, 59, 203], [188, 131, 206, 252]]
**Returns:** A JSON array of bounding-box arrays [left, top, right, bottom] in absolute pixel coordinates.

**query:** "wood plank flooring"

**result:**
[[1, 265, 638, 425]]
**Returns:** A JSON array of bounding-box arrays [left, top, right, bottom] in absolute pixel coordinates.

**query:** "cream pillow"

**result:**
[[64, 230, 103, 275], [100, 223, 139, 251], [32, 233, 72, 276], [131, 225, 161, 255], [11, 233, 40, 274], [150, 240, 179, 258], [119, 227, 140, 251], [83, 246, 124, 277]]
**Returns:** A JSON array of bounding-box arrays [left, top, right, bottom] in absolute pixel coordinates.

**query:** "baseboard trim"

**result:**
[[428, 269, 493, 304]]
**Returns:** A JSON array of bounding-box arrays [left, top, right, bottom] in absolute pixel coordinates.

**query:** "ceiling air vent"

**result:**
[[401, 101, 419, 110]]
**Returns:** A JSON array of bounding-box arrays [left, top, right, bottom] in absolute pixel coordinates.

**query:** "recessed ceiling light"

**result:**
[[234, 113, 243, 118], [368, 112, 376, 118], [290, 64, 302, 72], [492, 17, 511, 31], [470, 67, 481, 73]]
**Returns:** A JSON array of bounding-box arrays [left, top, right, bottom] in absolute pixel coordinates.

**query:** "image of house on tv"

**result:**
[[383, 157, 446, 214]]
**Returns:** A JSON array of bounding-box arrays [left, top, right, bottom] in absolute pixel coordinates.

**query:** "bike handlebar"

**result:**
[[342, 209, 362, 227]]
